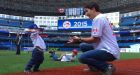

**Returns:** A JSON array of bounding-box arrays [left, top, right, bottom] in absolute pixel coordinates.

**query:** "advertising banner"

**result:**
[[58, 19, 92, 30]]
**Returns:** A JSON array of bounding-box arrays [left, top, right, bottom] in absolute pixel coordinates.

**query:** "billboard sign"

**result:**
[[58, 19, 92, 30]]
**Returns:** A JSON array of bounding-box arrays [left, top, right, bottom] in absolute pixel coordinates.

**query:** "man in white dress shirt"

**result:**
[[68, 2, 120, 75]]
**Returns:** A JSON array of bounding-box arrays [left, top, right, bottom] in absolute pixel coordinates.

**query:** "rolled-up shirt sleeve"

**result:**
[[91, 18, 104, 37]]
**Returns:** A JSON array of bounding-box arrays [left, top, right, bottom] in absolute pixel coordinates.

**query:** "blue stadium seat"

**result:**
[[8, 21, 20, 27], [135, 18, 140, 24], [0, 19, 8, 26], [115, 31, 130, 34], [120, 18, 135, 26], [22, 21, 34, 28], [121, 16, 135, 19], [118, 43, 139, 47]]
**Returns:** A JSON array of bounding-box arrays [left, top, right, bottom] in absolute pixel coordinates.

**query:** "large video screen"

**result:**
[[58, 19, 92, 30]]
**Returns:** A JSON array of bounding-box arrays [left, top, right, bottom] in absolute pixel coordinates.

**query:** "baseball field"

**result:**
[[1, 50, 140, 75]]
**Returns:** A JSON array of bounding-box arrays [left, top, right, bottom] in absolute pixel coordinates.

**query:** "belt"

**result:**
[[35, 47, 44, 52]]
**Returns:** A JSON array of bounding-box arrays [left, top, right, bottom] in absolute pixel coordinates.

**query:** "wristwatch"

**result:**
[[79, 37, 83, 42]]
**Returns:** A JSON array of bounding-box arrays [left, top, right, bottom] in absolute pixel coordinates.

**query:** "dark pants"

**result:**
[[25, 48, 44, 71], [50, 52, 59, 61], [79, 43, 116, 72], [16, 45, 20, 55]]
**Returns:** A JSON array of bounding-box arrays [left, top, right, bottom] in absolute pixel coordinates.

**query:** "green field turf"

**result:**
[[0, 50, 140, 74]]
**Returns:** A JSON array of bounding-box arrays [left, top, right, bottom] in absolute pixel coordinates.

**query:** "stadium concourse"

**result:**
[[5, 59, 140, 75]]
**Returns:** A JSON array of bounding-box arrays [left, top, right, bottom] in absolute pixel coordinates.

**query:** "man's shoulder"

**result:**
[[94, 15, 109, 24], [96, 14, 107, 20]]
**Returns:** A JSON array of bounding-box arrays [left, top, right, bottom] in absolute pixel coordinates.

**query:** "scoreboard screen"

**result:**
[[65, 8, 84, 16], [58, 19, 92, 30]]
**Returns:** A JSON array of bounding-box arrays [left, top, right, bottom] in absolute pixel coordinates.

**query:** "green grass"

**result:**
[[0, 51, 140, 74], [120, 52, 140, 60], [0, 51, 80, 74]]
